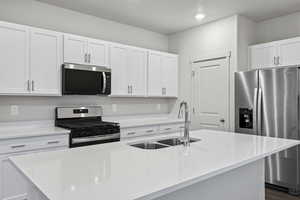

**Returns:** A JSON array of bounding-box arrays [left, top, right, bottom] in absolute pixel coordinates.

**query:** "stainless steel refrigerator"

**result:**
[[235, 66, 300, 194]]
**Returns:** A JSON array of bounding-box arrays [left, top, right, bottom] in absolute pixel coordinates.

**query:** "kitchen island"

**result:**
[[9, 130, 300, 200]]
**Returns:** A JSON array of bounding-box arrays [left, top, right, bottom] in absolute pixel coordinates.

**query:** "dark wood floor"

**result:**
[[266, 189, 300, 200]]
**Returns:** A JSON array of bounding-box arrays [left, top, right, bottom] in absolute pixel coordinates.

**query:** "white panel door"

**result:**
[[192, 58, 229, 130], [148, 52, 162, 96], [277, 37, 300, 66], [110, 45, 129, 96], [0, 22, 29, 94], [88, 39, 109, 67], [249, 43, 277, 69], [127, 48, 147, 96], [63, 34, 87, 65], [162, 55, 178, 97], [30, 28, 62, 96]]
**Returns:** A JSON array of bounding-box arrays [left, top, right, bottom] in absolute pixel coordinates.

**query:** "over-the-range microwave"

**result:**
[[62, 63, 111, 95]]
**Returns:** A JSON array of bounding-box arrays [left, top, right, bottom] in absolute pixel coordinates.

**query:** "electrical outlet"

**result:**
[[156, 104, 161, 111], [10, 105, 19, 116], [112, 104, 117, 113]]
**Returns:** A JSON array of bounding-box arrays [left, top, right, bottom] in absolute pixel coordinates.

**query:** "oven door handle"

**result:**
[[72, 133, 120, 144], [102, 72, 107, 94]]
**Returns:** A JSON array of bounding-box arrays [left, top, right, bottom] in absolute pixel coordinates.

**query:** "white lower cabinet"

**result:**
[[0, 134, 68, 200], [0, 21, 63, 96], [159, 123, 184, 134], [122, 125, 159, 138], [121, 122, 184, 139]]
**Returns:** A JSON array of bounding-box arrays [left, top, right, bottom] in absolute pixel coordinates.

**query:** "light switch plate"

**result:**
[[10, 105, 19, 116]]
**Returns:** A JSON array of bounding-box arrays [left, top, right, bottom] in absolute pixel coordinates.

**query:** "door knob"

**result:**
[[220, 119, 225, 123]]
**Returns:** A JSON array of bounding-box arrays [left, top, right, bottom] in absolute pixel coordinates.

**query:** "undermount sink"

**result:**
[[157, 137, 201, 146], [129, 137, 201, 150], [130, 142, 169, 150]]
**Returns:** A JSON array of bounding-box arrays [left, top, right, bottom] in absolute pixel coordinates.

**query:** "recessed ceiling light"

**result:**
[[195, 13, 206, 21]]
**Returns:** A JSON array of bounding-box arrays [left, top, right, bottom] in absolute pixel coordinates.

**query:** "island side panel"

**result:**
[[155, 159, 265, 200]]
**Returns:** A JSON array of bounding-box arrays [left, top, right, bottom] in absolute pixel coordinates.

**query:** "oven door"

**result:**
[[70, 133, 120, 148], [62, 64, 111, 95]]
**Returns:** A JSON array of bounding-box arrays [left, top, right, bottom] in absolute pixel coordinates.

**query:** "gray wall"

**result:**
[[0, 0, 168, 51], [0, 0, 171, 122], [256, 11, 300, 43], [168, 15, 238, 131]]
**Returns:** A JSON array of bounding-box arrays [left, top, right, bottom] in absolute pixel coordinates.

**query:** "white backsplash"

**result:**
[[0, 96, 173, 122]]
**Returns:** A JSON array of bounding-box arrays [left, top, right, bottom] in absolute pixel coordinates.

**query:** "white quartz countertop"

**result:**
[[103, 114, 184, 128], [10, 130, 300, 200], [0, 121, 70, 140]]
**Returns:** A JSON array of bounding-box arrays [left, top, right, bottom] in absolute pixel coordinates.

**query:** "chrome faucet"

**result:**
[[178, 101, 190, 146]]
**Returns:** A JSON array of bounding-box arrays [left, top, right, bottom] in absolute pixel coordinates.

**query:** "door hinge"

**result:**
[[192, 107, 195, 114]]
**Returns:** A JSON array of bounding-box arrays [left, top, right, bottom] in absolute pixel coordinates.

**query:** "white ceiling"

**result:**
[[37, 0, 300, 34]]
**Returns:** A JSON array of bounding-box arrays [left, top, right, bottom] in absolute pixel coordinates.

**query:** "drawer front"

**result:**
[[159, 123, 184, 134], [0, 135, 68, 155], [121, 126, 159, 138]]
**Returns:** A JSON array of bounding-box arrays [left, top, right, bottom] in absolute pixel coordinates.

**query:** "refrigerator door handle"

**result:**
[[257, 88, 262, 135], [253, 88, 258, 134]]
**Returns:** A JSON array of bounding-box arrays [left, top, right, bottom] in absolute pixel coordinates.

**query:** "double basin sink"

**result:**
[[130, 137, 201, 150]]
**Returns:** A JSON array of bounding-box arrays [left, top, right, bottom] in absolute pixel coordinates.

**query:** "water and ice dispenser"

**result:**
[[239, 108, 253, 129]]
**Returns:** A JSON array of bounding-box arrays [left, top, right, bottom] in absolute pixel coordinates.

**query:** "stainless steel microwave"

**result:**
[[62, 64, 111, 95]]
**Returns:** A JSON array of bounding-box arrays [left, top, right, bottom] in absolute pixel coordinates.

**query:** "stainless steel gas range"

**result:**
[[55, 106, 120, 148]]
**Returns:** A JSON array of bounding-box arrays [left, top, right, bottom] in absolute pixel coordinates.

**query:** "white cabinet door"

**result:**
[[0, 157, 28, 200], [88, 39, 109, 67], [277, 37, 300, 66], [249, 43, 277, 69], [162, 55, 178, 97], [127, 48, 147, 96], [30, 28, 62, 96], [148, 52, 163, 96], [110, 45, 129, 96], [0, 22, 29, 94], [148, 52, 178, 97], [63, 34, 87, 65]]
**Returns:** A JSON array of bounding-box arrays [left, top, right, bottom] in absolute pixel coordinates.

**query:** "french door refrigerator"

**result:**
[[235, 66, 300, 194]]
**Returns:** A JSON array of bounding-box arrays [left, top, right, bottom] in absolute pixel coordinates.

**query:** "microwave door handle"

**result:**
[[102, 72, 107, 93]]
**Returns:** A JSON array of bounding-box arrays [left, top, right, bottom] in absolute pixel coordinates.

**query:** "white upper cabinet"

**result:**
[[88, 39, 109, 67], [127, 48, 147, 96], [277, 38, 300, 66], [64, 34, 87, 65], [110, 44, 147, 96], [0, 21, 29, 94], [249, 43, 277, 69], [64, 34, 109, 67], [148, 53, 162, 96], [162, 55, 178, 97], [0, 20, 178, 98], [148, 51, 178, 98], [249, 37, 300, 69], [110, 44, 129, 96], [30, 28, 62, 95]]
